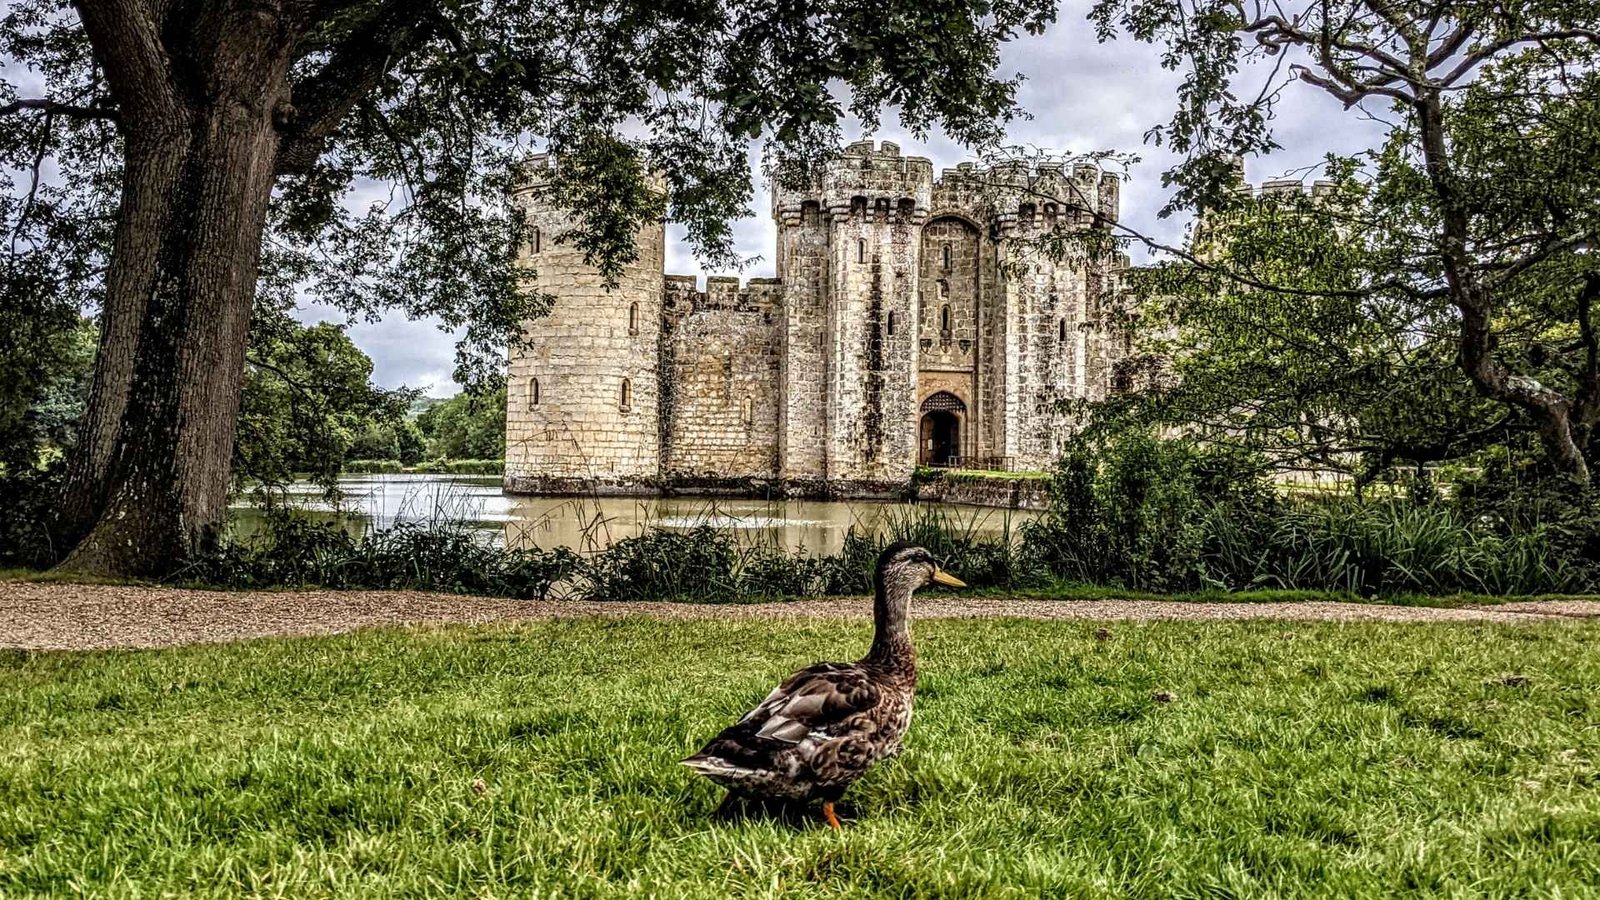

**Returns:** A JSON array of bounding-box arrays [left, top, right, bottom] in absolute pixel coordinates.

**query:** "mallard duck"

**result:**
[[682, 542, 965, 829]]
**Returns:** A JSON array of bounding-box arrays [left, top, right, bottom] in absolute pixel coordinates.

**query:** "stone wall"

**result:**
[[774, 201, 830, 481], [913, 473, 1051, 510], [660, 276, 782, 478], [776, 140, 933, 485], [504, 155, 663, 493]]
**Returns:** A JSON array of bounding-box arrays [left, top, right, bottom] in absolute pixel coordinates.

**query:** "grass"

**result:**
[[984, 582, 1587, 608], [2, 618, 1599, 896], [915, 466, 1053, 482]]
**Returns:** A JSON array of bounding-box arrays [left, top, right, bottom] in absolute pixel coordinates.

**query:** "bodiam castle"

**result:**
[[504, 139, 1136, 497]]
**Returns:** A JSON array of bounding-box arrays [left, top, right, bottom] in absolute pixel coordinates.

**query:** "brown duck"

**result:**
[[682, 543, 965, 829]]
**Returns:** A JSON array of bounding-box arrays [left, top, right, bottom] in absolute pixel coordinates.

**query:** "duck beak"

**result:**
[[931, 567, 967, 588]]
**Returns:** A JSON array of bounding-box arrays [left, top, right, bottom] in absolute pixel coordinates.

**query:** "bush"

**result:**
[[1022, 432, 1221, 591], [579, 527, 748, 601], [1021, 430, 1591, 596], [436, 459, 504, 475], [188, 510, 578, 600], [1202, 499, 1584, 596], [344, 459, 405, 474], [0, 467, 64, 569]]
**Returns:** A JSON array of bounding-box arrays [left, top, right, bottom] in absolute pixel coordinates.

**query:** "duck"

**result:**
[[681, 542, 965, 830]]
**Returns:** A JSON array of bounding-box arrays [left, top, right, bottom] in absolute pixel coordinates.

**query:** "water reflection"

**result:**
[[229, 474, 1035, 556]]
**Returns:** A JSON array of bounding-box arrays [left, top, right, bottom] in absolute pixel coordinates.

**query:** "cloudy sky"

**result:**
[[299, 0, 1390, 396]]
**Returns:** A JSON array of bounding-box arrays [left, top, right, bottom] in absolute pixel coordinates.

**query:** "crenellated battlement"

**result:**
[[510, 152, 556, 196], [663, 274, 781, 315], [930, 160, 1120, 227], [772, 141, 935, 224], [1242, 178, 1339, 198]]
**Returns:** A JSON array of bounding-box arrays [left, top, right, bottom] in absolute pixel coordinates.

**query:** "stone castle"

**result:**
[[504, 140, 1131, 497]]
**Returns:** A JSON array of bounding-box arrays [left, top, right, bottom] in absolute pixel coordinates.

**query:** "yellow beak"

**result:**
[[931, 567, 967, 588]]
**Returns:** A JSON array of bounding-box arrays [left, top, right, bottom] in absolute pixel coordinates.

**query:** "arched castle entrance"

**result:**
[[919, 391, 965, 467]]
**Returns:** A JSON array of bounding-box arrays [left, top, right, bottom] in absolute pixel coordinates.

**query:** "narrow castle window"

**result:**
[[741, 397, 753, 425], [887, 311, 897, 336], [628, 301, 639, 335], [531, 226, 541, 253], [620, 378, 632, 411], [942, 244, 952, 270], [857, 239, 866, 264], [940, 305, 952, 333], [1059, 319, 1068, 342], [528, 377, 540, 406]]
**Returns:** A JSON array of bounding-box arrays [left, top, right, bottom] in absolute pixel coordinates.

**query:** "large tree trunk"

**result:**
[[56, 4, 296, 576], [59, 103, 282, 576], [53, 126, 192, 550]]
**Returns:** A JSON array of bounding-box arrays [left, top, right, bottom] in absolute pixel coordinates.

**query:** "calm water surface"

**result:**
[[230, 473, 1035, 555]]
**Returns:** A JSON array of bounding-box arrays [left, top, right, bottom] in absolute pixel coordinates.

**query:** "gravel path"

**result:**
[[2, 581, 1597, 651]]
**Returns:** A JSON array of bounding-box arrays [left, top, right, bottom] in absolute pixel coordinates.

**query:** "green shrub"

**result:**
[[1022, 432, 1221, 591], [344, 459, 405, 474], [188, 510, 577, 599], [0, 467, 64, 568], [579, 527, 748, 601], [1202, 499, 1583, 596], [415, 458, 504, 475], [1021, 430, 1590, 596]]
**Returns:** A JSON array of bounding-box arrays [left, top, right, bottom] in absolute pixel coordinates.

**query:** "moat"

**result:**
[[230, 473, 1037, 555]]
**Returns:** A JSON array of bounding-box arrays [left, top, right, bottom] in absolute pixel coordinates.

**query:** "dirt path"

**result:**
[[2, 581, 1598, 651]]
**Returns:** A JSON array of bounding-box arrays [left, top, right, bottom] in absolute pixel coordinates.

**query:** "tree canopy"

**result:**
[[235, 317, 418, 490], [1089, 0, 1600, 481]]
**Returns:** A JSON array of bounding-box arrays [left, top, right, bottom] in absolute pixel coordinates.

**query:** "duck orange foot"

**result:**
[[822, 801, 842, 831]]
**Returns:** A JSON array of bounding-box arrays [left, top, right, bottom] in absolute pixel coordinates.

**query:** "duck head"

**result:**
[[867, 543, 965, 667], [875, 542, 967, 599]]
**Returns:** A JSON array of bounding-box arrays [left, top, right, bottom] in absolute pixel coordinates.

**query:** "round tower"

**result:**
[[504, 154, 665, 493]]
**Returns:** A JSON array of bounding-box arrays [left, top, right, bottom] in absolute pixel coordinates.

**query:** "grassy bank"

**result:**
[[1, 618, 1597, 896]]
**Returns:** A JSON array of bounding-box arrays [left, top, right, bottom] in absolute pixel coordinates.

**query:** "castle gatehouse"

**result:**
[[504, 140, 1130, 497]]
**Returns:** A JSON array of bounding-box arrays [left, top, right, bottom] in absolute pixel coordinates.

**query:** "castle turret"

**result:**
[[504, 154, 665, 492], [773, 140, 933, 487]]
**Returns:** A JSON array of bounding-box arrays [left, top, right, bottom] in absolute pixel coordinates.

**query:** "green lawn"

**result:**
[[2, 618, 1598, 897]]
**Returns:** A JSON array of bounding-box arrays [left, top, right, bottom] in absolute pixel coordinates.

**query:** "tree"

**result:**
[[349, 418, 426, 466], [1099, 165, 1520, 486], [1090, 0, 1600, 481], [0, 311, 95, 476], [234, 316, 415, 490], [416, 388, 506, 461], [1, 0, 1054, 575]]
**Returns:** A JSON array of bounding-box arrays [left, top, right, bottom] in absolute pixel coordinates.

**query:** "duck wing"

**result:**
[[684, 662, 881, 776]]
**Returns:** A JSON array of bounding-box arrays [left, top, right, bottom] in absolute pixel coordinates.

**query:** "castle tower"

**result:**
[[772, 182, 831, 483], [774, 140, 933, 487], [504, 155, 665, 492], [993, 162, 1125, 469]]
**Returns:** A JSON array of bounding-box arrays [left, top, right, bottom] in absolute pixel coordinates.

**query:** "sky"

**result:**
[[291, 1, 1391, 397]]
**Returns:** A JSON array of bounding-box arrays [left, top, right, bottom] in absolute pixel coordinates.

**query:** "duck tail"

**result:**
[[681, 753, 752, 780]]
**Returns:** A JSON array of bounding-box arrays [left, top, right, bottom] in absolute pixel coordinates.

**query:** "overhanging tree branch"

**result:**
[[276, 0, 441, 175], [0, 98, 120, 121]]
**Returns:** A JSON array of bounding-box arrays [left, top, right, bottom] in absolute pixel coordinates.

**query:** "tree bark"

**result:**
[[54, 126, 191, 550], [57, 0, 297, 576], [60, 104, 283, 575]]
